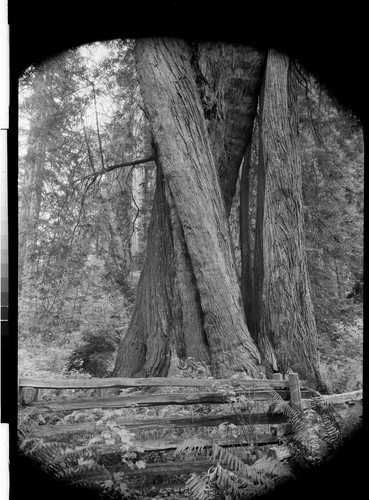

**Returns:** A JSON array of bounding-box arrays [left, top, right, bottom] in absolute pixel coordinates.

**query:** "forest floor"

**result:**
[[18, 312, 363, 392], [318, 315, 363, 393]]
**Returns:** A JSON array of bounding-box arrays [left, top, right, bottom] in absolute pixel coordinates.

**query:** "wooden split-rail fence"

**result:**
[[18, 373, 362, 483]]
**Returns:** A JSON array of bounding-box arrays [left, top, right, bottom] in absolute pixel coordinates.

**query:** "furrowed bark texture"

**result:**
[[134, 38, 262, 377], [113, 164, 174, 376], [193, 43, 267, 213], [113, 161, 210, 377], [114, 40, 266, 378], [257, 50, 325, 390], [165, 191, 210, 362]]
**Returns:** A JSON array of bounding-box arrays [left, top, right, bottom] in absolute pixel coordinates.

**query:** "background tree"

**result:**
[[297, 67, 364, 392], [18, 41, 146, 353], [19, 49, 94, 340]]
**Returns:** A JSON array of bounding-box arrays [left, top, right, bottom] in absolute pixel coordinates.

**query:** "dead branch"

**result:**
[[72, 154, 156, 186]]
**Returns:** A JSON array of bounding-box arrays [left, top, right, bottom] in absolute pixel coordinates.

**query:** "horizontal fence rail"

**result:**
[[19, 388, 316, 413], [19, 376, 307, 389], [24, 411, 289, 439]]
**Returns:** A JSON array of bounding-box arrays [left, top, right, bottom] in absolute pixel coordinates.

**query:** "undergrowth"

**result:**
[[17, 359, 362, 499]]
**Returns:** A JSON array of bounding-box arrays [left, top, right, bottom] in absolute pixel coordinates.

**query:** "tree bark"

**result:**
[[193, 42, 266, 213], [114, 38, 264, 378], [113, 163, 173, 376], [113, 158, 210, 377], [255, 50, 326, 390]]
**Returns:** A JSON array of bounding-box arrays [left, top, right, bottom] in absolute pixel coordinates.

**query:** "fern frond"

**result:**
[[186, 473, 210, 500], [268, 389, 306, 432], [63, 446, 97, 466], [175, 437, 210, 455], [212, 444, 249, 475], [307, 396, 341, 443], [211, 464, 242, 498], [187, 443, 294, 500], [30, 441, 67, 462], [253, 456, 292, 479], [64, 462, 111, 483]]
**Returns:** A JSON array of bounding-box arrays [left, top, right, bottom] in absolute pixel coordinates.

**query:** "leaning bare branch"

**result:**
[[72, 154, 156, 186]]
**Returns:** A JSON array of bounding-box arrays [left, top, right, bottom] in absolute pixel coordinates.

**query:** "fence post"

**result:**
[[288, 373, 303, 413], [18, 381, 24, 405], [270, 374, 284, 434]]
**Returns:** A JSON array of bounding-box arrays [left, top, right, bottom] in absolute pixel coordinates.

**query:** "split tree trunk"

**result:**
[[113, 39, 265, 378], [113, 153, 210, 377], [255, 50, 326, 390], [193, 42, 266, 213], [113, 161, 207, 376]]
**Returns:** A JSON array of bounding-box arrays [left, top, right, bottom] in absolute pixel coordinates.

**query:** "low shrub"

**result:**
[[67, 330, 121, 377]]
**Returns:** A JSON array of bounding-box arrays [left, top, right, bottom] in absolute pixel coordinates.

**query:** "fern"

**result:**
[[186, 473, 211, 500], [182, 439, 292, 500], [186, 456, 291, 500], [268, 389, 306, 432], [305, 395, 342, 450], [212, 464, 246, 498], [253, 456, 292, 480], [212, 444, 254, 479], [268, 388, 344, 469], [63, 462, 111, 483], [175, 437, 210, 455], [18, 437, 112, 490], [23, 440, 67, 462]]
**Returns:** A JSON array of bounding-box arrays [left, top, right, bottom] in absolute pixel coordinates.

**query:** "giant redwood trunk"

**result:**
[[255, 50, 326, 390], [113, 38, 264, 378]]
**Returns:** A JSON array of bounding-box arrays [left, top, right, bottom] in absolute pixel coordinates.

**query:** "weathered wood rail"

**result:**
[[19, 375, 304, 390], [18, 373, 362, 484]]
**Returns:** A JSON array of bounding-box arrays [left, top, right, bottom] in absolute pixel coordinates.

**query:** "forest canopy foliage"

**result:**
[[18, 40, 363, 392]]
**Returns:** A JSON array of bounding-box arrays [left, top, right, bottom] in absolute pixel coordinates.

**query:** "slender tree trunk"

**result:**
[[255, 50, 326, 390], [19, 107, 46, 289], [334, 258, 345, 298], [114, 39, 265, 378], [130, 166, 144, 259], [105, 168, 134, 292]]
